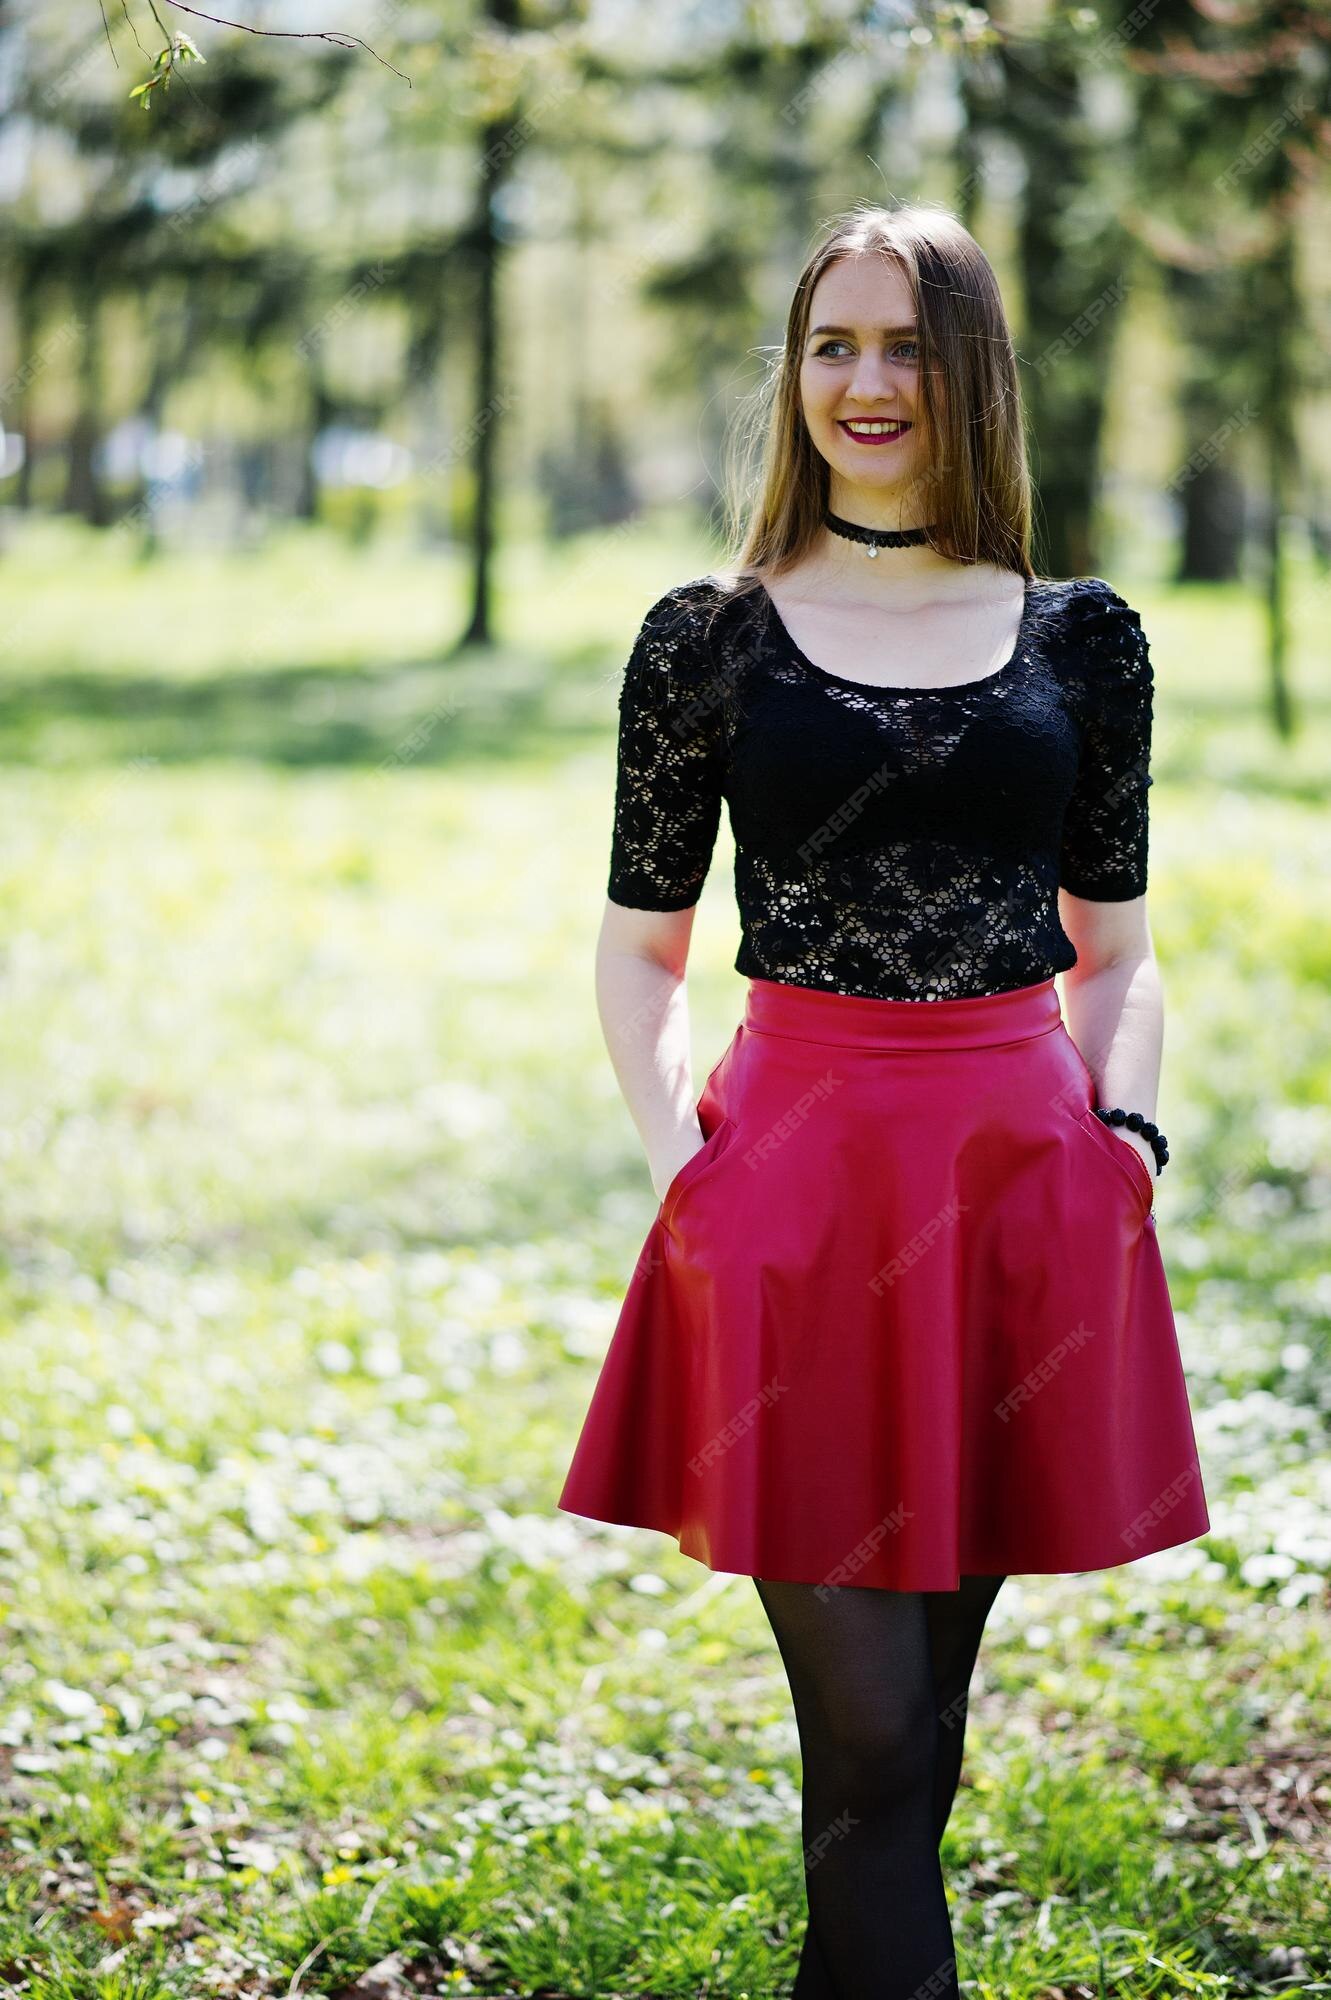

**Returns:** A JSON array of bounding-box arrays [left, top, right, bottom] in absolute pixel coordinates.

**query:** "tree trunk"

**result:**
[[458, 0, 521, 652], [62, 271, 109, 526], [12, 260, 40, 514], [1177, 454, 1246, 583], [1259, 220, 1297, 741], [297, 375, 335, 522], [982, 41, 1130, 579]]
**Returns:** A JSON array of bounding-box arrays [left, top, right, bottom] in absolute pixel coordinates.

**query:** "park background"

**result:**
[[1, 1, 1329, 1995]]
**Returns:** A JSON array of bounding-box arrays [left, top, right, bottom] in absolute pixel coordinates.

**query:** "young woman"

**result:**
[[557, 203, 1211, 1999]]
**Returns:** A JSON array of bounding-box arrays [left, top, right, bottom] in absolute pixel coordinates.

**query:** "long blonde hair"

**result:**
[[715, 202, 1036, 606]]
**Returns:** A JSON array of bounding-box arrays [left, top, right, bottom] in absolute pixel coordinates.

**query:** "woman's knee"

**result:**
[[809, 1680, 939, 1800]]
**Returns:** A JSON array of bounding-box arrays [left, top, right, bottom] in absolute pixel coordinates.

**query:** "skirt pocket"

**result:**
[[659, 1114, 737, 1231], [1067, 1103, 1156, 1217]]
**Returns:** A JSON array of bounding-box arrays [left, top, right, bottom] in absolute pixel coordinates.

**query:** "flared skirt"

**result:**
[[557, 974, 1210, 1592]]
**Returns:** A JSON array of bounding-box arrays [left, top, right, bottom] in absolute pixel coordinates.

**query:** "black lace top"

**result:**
[[605, 572, 1154, 1001]]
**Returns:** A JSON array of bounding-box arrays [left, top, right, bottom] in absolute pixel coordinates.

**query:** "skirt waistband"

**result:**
[[742, 974, 1063, 1051]]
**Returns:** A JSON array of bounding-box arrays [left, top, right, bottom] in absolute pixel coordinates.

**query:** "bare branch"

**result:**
[[155, 0, 411, 83], [98, 0, 120, 68], [119, 0, 155, 59]]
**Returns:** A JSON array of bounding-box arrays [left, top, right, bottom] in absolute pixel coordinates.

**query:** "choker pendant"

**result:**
[[824, 510, 936, 558]]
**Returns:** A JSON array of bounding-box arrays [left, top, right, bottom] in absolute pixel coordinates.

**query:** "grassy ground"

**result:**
[[0, 515, 1328, 1997]]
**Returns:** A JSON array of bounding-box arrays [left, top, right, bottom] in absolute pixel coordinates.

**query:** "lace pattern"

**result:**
[[606, 573, 1153, 1000]]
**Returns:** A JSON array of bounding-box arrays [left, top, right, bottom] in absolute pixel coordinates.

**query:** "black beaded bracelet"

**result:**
[[1094, 1105, 1169, 1177]]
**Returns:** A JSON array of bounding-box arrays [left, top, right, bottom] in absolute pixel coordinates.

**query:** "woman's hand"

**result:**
[[1058, 948, 1164, 1188], [651, 1120, 706, 1204]]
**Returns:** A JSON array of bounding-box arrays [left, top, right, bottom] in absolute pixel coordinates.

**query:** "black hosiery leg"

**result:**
[[788, 1907, 837, 1999], [922, 1573, 1006, 1847], [754, 1576, 959, 2000]]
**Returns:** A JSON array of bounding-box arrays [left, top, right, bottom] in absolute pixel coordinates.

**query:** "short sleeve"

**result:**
[[1058, 579, 1154, 901], [606, 584, 727, 912]]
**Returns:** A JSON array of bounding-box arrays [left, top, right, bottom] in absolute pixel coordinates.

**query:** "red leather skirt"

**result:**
[[557, 973, 1210, 1591]]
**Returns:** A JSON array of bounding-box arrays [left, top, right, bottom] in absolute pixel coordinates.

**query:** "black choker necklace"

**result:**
[[824, 510, 935, 558]]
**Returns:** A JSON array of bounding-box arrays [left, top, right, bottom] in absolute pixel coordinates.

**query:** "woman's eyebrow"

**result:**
[[808, 322, 918, 336]]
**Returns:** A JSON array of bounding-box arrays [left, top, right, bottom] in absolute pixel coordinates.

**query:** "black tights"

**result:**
[[753, 1572, 1006, 2000]]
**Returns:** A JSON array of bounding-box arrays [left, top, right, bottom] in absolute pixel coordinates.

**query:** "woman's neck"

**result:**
[[803, 533, 996, 600]]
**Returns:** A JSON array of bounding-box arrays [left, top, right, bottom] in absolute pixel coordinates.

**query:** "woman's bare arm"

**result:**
[[595, 899, 711, 1203], [1058, 889, 1163, 1178]]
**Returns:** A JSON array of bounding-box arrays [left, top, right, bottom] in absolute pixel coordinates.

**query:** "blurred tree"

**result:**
[[456, 0, 522, 649], [962, 13, 1137, 580], [2, 0, 1322, 726], [1122, 0, 1330, 735], [9, 257, 42, 513], [1169, 262, 1253, 586], [5, 10, 354, 526], [133, 279, 204, 553]]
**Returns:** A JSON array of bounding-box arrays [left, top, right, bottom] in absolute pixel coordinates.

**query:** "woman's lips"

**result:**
[[836, 420, 913, 446]]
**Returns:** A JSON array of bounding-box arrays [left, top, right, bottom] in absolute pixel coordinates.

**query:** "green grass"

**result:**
[[0, 515, 1327, 1996]]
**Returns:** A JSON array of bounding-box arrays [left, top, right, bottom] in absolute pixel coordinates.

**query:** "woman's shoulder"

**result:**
[[620, 573, 755, 712], [631, 571, 760, 659], [645, 570, 759, 618], [1036, 574, 1150, 678], [1044, 572, 1145, 625]]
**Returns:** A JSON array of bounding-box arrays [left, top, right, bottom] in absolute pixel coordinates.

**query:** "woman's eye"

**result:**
[[813, 339, 918, 361]]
